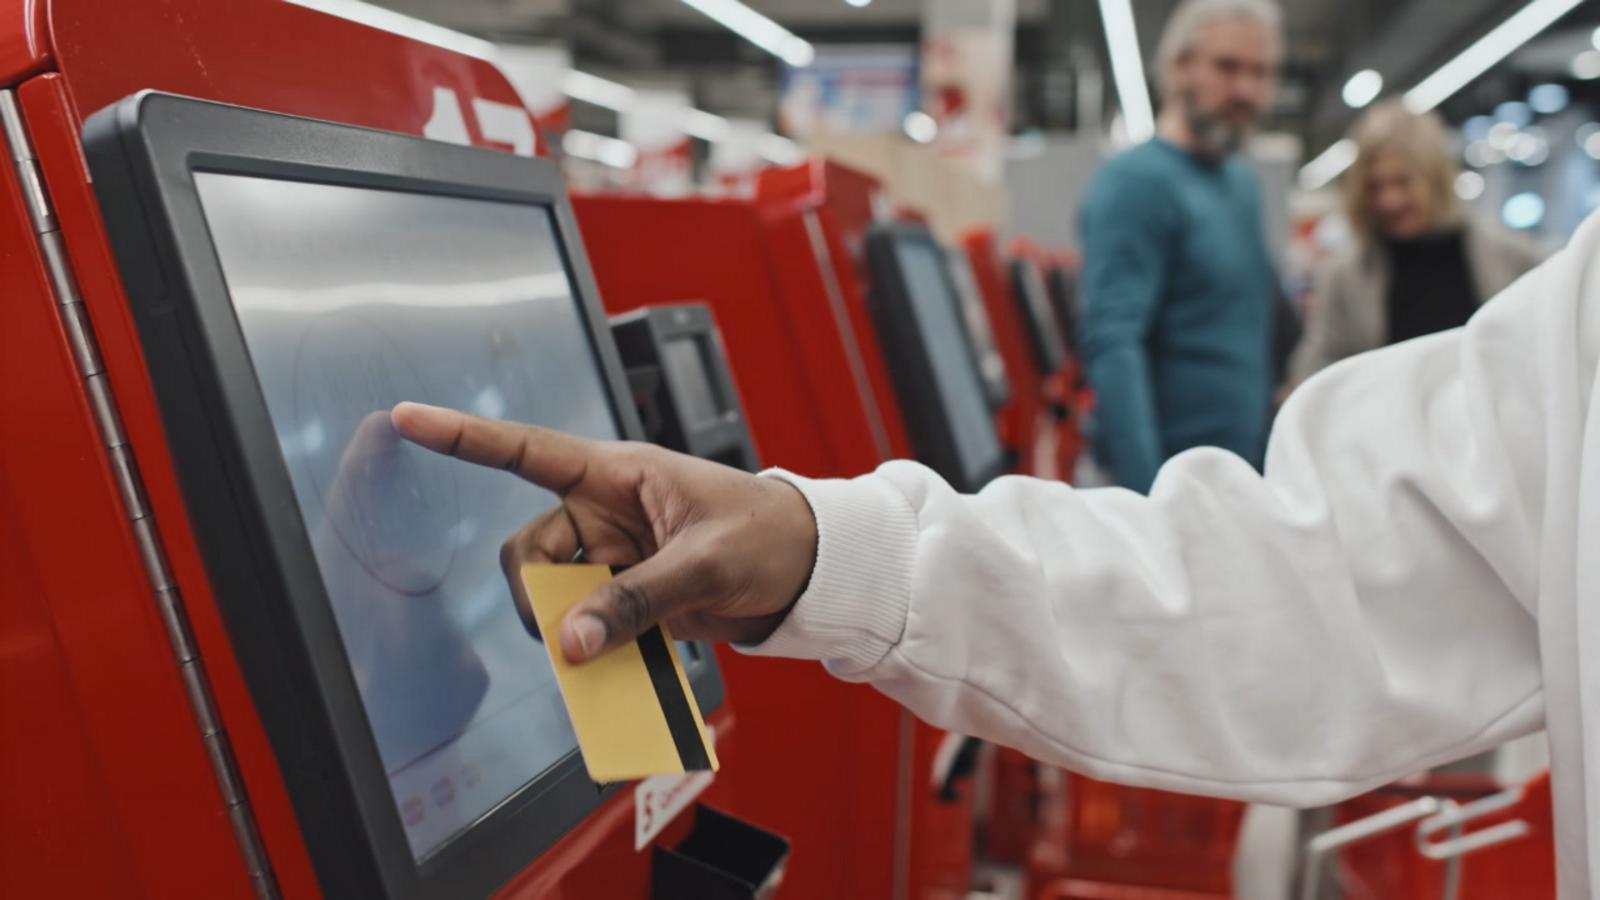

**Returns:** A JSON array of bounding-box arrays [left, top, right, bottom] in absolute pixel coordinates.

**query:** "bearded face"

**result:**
[[1165, 16, 1281, 159], [1180, 83, 1264, 157]]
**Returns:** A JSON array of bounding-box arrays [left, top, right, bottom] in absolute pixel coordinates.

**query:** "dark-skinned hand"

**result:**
[[390, 402, 818, 664]]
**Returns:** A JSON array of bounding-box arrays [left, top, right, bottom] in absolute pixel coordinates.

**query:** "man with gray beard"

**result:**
[[1078, 0, 1283, 494]]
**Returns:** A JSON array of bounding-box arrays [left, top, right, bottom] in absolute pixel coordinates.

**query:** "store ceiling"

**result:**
[[373, 0, 1600, 147]]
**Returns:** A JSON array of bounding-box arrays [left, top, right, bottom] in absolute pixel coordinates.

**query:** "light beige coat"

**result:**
[[1289, 221, 1544, 385]]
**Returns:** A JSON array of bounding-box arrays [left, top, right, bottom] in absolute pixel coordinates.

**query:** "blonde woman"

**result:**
[[1289, 100, 1543, 384]]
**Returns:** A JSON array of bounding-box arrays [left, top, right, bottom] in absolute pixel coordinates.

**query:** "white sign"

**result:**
[[634, 726, 717, 851]]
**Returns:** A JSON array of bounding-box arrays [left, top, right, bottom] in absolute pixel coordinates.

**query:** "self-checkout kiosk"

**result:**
[[1007, 255, 1071, 385], [947, 249, 1015, 418], [960, 228, 1057, 477], [755, 161, 993, 898], [0, 4, 778, 897], [575, 170, 1000, 896], [755, 157, 889, 297], [1027, 244, 1091, 482], [1042, 256, 1081, 363], [609, 304, 761, 474], [863, 223, 1008, 493], [1006, 244, 1085, 483], [571, 190, 912, 900]]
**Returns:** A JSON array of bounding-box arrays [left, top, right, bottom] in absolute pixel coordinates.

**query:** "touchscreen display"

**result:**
[[1016, 261, 1069, 371], [945, 254, 1010, 406], [195, 173, 617, 861], [892, 238, 1003, 483]]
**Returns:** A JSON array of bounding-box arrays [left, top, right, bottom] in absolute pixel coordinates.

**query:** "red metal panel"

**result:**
[[0, 0, 49, 85], [756, 161, 914, 463], [18, 71, 325, 898], [907, 737, 978, 899], [498, 710, 736, 897], [575, 195, 836, 477], [0, 152, 133, 900], [1008, 237, 1086, 482], [4, 2, 554, 895], [754, 157, 890, 265], [964, 228, 1047, 474], [42, 0, 531, 150], [758, 163, 997, 898], [0, 508, 130, 900], [0, 81, 253, 899], [573, 192, 905, 900], [815, 162, 882, 273], [1026, 773, 1244, 898]]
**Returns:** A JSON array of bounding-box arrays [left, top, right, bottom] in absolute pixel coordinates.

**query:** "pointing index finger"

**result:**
[[391, 402, 591, 495]]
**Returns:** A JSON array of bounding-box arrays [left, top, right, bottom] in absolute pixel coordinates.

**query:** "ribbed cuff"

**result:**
[[737, 468, 919, 675]]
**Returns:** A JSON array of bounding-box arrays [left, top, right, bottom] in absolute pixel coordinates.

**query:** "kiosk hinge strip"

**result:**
[[0, 89, 280, 900]]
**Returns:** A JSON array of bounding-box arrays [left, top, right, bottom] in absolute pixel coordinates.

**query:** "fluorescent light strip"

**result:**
[[562, 70, 638, 110], [1098, 0, 1155, 144], [563, 129, 639, 169], [288, 0, 498, 60], [679, 0, 816, 67], [757, 133, 805, 165], [1299, 0, 1580, 189], [559, 71, 744, 147], [1341, 69, 1383, 109], [679, 108, 733, 142], [1404, 0, 1583, 112], [1298, 138, 1357, 191]]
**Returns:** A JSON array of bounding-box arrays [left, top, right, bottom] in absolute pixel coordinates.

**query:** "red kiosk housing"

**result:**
[[0, 3, 740, 898], [960, 228, 1057, 478], [573, 160, 985, 898]]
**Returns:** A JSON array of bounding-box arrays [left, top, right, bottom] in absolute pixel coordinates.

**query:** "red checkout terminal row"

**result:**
[[0, 2, 1083, 898]]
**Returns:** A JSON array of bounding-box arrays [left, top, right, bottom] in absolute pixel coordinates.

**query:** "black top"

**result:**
[[1385, 230, 1480, 344]]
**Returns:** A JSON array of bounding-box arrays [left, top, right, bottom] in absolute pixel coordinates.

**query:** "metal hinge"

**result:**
[[0, 88, 280, 900]]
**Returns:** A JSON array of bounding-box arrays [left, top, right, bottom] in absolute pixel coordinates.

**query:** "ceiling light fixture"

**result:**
[[1300, 0, 1581, 190], [562, 130, 639, 169], [1097, 0, 1155, 144], [1298, 138, 1357, 191], [678, 0, 816, 67], [561, 70, 637, 110], [1341, 69, 1383, 108], [1404, 0, 1584, 112]]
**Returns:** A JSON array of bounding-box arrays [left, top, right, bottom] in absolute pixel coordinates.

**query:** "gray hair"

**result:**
[[1155, 0, 1283, 82]]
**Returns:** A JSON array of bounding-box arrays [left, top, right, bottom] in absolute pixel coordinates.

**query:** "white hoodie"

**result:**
[[749, 213, 1600, 897]]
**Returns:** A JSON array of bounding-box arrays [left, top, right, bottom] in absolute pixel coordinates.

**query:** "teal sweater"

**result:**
[[1078, 140, 1277, 493]]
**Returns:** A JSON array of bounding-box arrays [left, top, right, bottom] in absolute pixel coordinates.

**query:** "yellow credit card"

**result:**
[[519, 563, 718, 783]]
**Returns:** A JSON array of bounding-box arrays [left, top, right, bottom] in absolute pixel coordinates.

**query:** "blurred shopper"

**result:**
[[1290, 100, 1544, 384], [1078, 0, 1283, 494]]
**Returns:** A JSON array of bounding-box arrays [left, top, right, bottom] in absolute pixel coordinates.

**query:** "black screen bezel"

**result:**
[[1008, 257, 1070, 373], [1043, 264, 1081, 356], [863, 223, 1006, 492], [81, 91, 724, 899], [944, 252, 1013, 412], [609, 304, 760, 473]]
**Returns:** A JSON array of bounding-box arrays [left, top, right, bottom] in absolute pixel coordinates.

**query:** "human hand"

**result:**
[[390, 402, 818, 663]]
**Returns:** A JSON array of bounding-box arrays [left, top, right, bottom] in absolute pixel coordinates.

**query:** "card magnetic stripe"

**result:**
[[635, 627, 711, 770]]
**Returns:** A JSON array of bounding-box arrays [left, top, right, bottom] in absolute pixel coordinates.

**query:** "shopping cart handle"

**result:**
[[1414, 785, 1531, 861], [1306, 796, 1442, 855], [1299, 798, 1442, 900]]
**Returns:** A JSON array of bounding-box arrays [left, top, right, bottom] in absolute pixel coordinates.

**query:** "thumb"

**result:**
[[560, 542, 710, 663]]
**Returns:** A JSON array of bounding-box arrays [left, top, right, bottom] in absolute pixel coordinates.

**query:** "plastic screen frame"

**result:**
[[82, 91, 724, 899]]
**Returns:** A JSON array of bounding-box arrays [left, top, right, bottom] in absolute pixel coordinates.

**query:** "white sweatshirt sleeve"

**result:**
[[742, 216, 1600, 809]]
